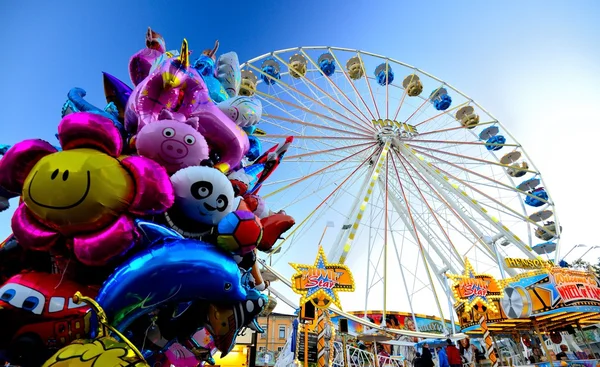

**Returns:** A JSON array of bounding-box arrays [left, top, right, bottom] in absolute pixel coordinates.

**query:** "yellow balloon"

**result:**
[[23, 149, 134, 235], [42, 337, 148, 367]]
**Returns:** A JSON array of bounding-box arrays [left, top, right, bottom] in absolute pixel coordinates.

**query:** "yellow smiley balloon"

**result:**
[[23, 148, 134, 235]]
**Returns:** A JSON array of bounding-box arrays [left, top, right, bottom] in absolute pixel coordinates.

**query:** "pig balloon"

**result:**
[[136, 109, 209, 174]]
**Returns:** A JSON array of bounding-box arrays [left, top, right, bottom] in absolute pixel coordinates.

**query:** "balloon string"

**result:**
[[54, 256, 71, 290]]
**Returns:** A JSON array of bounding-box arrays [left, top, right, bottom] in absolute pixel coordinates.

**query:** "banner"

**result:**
[[330, 311, 457, 336]]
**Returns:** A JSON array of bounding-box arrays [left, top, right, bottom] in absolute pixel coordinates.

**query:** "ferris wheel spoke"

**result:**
[[388, 149, 448, 320], [327, 48, 378, 121], [390, 153, 463, 264], [392, 88, 408, 121], [413, 101, 470, 128], [262, 113, 371, 138], [269, 53, 376, 132], [255, 90, 373, 135], [267, 147, 379, 256], [356, 52, 381, 119], [299, 50, 379, 132], [416, 120, 496, 137], [421, 160, 557, 236], [391, 149, 497, 259], [410, 138, 520, 148], [285, 141, 374, 160], [247, 64, 374, 134], [263, 143, 377, 199], [408, 143, 539, 175], [409, 147, 551, 206]]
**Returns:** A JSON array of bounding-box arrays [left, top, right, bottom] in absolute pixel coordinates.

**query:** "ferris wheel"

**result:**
[[240, 47, 560, 323]]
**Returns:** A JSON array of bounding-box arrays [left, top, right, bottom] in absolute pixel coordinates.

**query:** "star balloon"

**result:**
[[447, 258, 504, 313], [290, 246, 355, 309]]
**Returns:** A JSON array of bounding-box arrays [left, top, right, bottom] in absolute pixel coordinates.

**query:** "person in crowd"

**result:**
[[556, 345, 570, 361], [460, 338, 475, 366], [421, 343, 435, 367], [438, 346, 450, 367], [414, 352, 424, 367], [446, 339, 462, 367]]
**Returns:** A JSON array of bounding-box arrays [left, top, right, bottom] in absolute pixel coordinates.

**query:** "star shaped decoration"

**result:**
[[290, 246, 355, 310], [447, 258, 504, 313]]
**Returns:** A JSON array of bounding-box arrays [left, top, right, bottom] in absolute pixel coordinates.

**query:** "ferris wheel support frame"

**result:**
[[381, 172, 449, 325], [397, 142, 536, 273], [328, 171, 375, 263]]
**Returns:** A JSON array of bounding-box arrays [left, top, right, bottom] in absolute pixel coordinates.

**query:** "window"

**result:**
[[49, 297, 66, 313], [278, 347, 283, 352], [278, 325, 286, 339], [260, 325, 267, 338]]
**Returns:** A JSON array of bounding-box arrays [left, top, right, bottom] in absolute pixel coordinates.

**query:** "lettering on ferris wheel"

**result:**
[[372, 119, 419, 137]]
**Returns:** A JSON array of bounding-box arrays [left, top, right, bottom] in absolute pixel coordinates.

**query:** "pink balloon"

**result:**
[[58, 112, 123, 157], [12, 203, 61, 251], [0, 140, 57, 194], [135, 113, 209, 174], [120, 155, 175, 216], [192, 103, 249, 171], [73, 214, 137, 266]]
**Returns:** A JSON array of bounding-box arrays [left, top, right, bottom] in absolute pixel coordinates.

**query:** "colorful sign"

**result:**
[[290, 246, 355, 309], [550, 268, 600, 303], [447, 258, 504, 313], [504, 257, 554, 269]]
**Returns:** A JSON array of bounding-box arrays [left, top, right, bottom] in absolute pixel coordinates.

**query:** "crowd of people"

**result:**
[[413, 339, 484, 367]]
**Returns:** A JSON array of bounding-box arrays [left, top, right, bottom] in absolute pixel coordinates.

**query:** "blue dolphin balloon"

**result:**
[[94, 222, 246, 333]]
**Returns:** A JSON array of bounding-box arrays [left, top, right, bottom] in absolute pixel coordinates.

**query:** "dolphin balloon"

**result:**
[[94, 221, 246, 333]]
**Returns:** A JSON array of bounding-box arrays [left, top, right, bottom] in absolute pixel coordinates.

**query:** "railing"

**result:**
[[331, 341, 404, 367]]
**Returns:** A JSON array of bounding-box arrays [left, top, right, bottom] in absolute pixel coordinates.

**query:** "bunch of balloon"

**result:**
[[0, 27, 296, 367]]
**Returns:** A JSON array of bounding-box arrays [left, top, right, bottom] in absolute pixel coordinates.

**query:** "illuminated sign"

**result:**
[[371, 119, 419, 136], [504, 257, 554, 269], [550, 268, 600, 303], [290, 246, 355, 309], [447, 258, 504, 313]]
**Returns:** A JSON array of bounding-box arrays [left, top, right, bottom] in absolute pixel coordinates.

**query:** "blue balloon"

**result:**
[[246, 135, 263, 161], [63, 87, 126, 136], [94, 223, 246, 333], [193, 55, 229, 103]]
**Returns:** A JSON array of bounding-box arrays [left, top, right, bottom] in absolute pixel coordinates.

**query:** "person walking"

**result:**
[[438, 346, 450, 367], [446, 339, 462, 367], [422, 343, 435, 367]]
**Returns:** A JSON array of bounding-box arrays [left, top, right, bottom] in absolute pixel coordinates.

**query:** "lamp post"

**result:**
[[264, 246, 282, 362], [561, 244, 587, 261]]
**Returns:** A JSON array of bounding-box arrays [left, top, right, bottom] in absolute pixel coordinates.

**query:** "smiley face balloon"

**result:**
[[0, 112, 174, 266]]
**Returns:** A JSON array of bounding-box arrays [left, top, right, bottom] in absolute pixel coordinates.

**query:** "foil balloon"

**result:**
[[62, 87, 126, 136], [129, 27, 166, 86], [193, 54, 229, 103], [217, 96, 262, 128], [43, 292, 149, 367], [259, 212, 295, 252], [215, 51, 242, 98], [125, 39, 203, 134], [206, 289, 267, 357], [94, 222, 246, 333], [0, 112, 174, 266], [166, 166, 235, 237], [216, 210, 262, 254], [135, 110, 209, 174], [0, 272, 95, 365], [103, 72, 133, 122], [246, 135, 262, 161]]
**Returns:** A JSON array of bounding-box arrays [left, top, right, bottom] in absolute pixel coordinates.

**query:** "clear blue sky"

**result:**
[[1, 1, 599, 314]]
